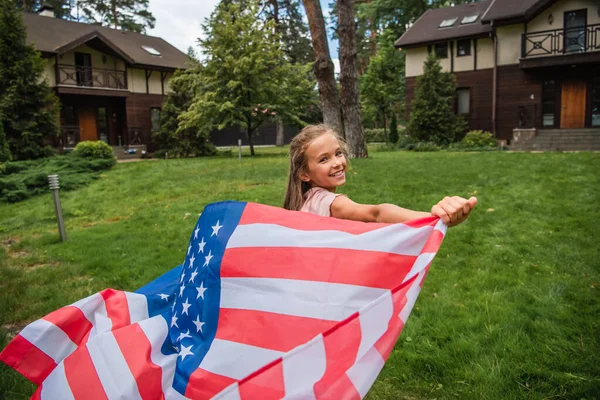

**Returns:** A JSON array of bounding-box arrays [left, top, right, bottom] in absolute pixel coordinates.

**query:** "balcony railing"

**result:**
[[56, 64, 127, 90], [521, 23, 600, 58]]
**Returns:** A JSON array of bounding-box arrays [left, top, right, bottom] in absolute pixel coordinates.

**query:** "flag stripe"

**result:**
[[185, 368, 237, 399], [42, 305, 93, 346], [282, 335, 327, 399], [220, 277, 387, 322], [221, 247, 417, 289], [18, 319, 77, 364], [356, 292, 394, 362], [420, 228, 446, 254], [345, 347, 386, 398], [237, 358, 285, 400], [0, 334, 56, 385], [63, 345, 108, 399], [215, 308, 336, 352], [102, 289, 131, 330], [228, 223, 435, 256], [113, 323, 164, 400], [125, 292, 150, 324], [39, 362, 75, 400]]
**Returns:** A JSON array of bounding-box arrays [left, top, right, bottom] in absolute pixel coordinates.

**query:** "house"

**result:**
[[396, 0, 600, 150], [23, 5, 190, 152]]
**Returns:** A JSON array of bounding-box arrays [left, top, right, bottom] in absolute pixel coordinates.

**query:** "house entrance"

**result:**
[[78, 108, 98, 141], [560, 80, 586, 128]]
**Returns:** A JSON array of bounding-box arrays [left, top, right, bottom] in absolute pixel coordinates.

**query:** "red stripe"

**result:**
[[216, 308, 336, 352], [42, 305, 93, 345], [0, 335, 56, 385], [101, 289, 131, 330], [31, 387, 42, 400], [113, 323, 164, 400], [374, 285, 410, 361], [222, 247, 417, 289], [63, 345, 108, 399], [186, 368, 237, 399], [238, 358, 285, 400], [314, 314, 362, 399], [420, 229, 445, 254]]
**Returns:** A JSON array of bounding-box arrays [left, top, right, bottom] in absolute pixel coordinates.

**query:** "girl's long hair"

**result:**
[[283, 124, 347, 210]]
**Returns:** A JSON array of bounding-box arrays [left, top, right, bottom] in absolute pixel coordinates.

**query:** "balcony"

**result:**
[[520, 23, 600, 68], [56, 64, 127, 91]]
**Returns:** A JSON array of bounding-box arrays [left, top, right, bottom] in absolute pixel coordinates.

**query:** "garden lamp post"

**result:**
[[48, 174, 67, 242]]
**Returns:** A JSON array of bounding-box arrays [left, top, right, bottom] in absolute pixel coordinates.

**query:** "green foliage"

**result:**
[[73, 141, 116, 160], [0, 114, 11, 162], [389, 112, 399, 143], [77, 0, 155, 33], [180, 0, 317, 156], [0, 0, 60, 160], [407, 53, 467, 145], [0, 154, 115, 203], [462, 130, 496, 147], [363, 128, 386, 143]]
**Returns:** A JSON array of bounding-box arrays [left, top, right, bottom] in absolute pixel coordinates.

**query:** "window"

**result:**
[[63, 105, 76, 125], [142, 45, 161, 56], [457, 88, 470, 115], [98, 107, 108, 143], [434, 42, 448, 59], [439, 18, 457, 28], [592, 77, 600, 127], [461, 15, 478, 24], [457, 39, 471, 56], [151, 108, 162, 132], [542, 80, 556, 127]]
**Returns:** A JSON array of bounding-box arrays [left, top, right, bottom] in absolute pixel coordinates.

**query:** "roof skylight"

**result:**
[[141, 45, 161, 56], [439, 18, 457, 28], [461, 14, 478, 24]]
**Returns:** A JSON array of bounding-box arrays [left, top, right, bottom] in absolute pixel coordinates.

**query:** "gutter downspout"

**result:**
[[492, 22, 498, 136]]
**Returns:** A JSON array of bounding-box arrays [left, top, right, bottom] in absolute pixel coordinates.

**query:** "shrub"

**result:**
[[408, 141, 441, 152], [73, 141, 115, 161], [389, 113, 399, 144], [364, 128, 386, 143], [462, 130, 496, 147]]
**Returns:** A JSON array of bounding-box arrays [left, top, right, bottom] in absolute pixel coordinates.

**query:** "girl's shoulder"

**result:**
[[300, 187, 345, 217]]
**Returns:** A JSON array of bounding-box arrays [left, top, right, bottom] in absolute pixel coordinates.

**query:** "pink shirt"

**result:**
[[300, 187, 345, 217]]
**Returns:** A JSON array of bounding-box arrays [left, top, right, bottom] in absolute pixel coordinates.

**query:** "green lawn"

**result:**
[[1, 149, 599, 399]]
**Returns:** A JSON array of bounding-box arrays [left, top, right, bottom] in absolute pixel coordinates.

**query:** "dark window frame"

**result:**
[[456, 39, 471, 57], [541, 80, 557, 128], [456, 87, 471, 116], [150, 107, 162, 132], [434, 42, 448, 59]]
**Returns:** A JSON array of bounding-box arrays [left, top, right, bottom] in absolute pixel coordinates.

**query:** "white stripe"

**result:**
[[125, 292, 149, 323], [199, 338, 282, 380], [345, 346, 386, 398], [86, 332, 143, 400], [71, 293, 104, 322], [435, 219, 448, 235], [399, 271, 425, 324], [402, 252, 436, 283], [228, 223, 434, 256], [282, 334, 327, 399], [71, 293, 112, 339], [40, 362, 75, 400], [19, 319, 77, 363], [212, 383, 242, 400], [138, 316, 187, 400], [221, 277, 387, 322], [356, 291, 393, 361]]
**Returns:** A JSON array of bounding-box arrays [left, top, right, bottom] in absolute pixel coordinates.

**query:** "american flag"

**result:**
[[0, 201, 447, 399]]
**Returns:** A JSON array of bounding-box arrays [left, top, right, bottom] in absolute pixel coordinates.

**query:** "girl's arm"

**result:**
[[330, 196, 477, 226]]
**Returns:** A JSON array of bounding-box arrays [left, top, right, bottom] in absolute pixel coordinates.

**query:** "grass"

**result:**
[[1, 148, 599, 399]]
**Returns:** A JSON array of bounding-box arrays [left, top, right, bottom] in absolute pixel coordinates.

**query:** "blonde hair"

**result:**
[[283, 124, 347, 211]]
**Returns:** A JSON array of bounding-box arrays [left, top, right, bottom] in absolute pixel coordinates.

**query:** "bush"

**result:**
[[389, 113, 399, 144], [364, 128, 386, 143], [407, 141, 441, 152], [73, 141, 115, 160], [462, 130, 496, 147]]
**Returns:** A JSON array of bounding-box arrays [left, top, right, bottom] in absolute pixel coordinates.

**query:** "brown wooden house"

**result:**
[[396, 0, 600, 150], [24, 6, 190, 151]]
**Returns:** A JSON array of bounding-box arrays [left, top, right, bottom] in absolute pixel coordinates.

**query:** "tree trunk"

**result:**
[[247, 128, 256, 156], [301, 0, 342, 136], [382, 111, 387, 143], [275, 117, 285, 146], [337, 0, 368, 158]]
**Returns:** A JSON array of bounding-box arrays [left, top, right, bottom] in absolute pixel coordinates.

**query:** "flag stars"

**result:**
[[158, 293, 169, 301], [194, 226, 200, 239], [181, 298, 192, 315], [196, 281, 207, 300], [179, 344, 194, 361], [193, 315, 205, 333], [198, 237, 206, 254], [211, 220, 223, 237], [176, 329, 192, 342], [189, 254, 196, 269], [203, 250, 213, 267], [171, 312, 179, 328], [189, 269, 198, 283], [187, 244, 192, 255], [179, 284, 185, 297]]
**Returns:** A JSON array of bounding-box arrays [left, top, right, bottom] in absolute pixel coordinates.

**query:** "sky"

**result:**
[[147, 0, 340, 72]]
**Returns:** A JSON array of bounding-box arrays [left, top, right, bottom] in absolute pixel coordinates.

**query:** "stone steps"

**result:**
[[511, 129, 600, 151]]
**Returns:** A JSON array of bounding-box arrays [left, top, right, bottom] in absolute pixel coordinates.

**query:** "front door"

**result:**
[[78, 108, 98, 141], [560, 81, 586, 128], [564, 9, 586, 53]]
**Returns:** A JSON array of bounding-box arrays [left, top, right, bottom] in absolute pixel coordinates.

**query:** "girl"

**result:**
[[283, 124, 477, 226]]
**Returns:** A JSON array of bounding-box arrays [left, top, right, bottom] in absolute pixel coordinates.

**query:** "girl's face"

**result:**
[[300, 133, 347, 192]]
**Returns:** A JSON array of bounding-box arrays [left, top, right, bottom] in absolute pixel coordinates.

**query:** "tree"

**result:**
[[77, 0, 155, 33], [360, 29, 405, 136], [0, 114, 10, 162], [407, 53, 467, 145], [389, 111, 398, 143], [0, 0, 60, 160], [301, 0, 342, 135], [180, 0, 316, 156], [338, 0, 367, 158]]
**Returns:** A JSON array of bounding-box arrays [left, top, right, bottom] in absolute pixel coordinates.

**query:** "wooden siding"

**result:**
[[125, 93, 165, 150]]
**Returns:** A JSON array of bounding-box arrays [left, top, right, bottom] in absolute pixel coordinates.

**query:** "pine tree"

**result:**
[[407, 53, 467, 145], [77, 0, 155, 33], [0, 0, 60, 160]]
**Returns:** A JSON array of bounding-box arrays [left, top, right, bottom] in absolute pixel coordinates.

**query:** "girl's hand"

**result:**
[[431, 196, 477, 227]]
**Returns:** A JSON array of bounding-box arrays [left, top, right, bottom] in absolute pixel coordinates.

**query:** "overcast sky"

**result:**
[[147, 0, 340, 72]]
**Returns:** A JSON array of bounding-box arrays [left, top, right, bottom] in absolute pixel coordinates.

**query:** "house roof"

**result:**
[[395, 1, 493, 48], [22, 12, 190, 70], [480, 0, 548, 24]]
